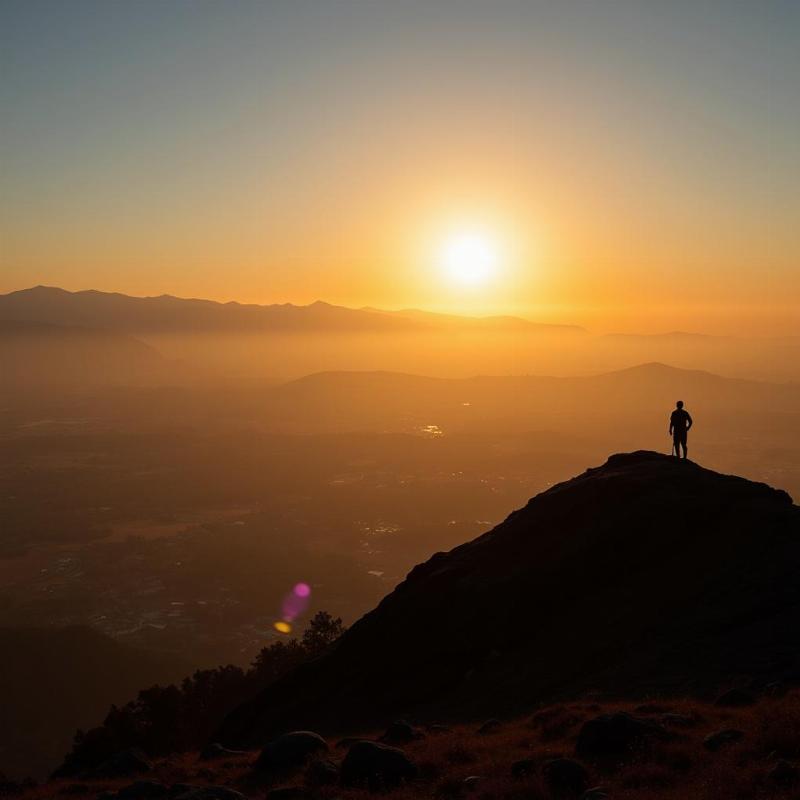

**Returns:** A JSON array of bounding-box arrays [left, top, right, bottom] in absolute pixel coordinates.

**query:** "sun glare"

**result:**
[[439, 230, 499, 287]]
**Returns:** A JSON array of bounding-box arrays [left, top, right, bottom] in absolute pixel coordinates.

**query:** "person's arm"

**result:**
[[669, 413, 673, 435], [686, 412, 693, 430]]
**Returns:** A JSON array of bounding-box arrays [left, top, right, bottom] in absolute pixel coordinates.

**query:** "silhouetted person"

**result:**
[[669, 400, 693, 459]]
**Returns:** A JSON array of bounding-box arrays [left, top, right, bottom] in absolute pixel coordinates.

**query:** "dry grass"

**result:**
[[19, 690, 800, 799]]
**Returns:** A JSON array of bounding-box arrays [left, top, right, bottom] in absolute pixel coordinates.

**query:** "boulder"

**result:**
[[542, 758, 589, 798], [256, 731, 328, 772], [379, 720, 424, 745], [340, 740, 417, 790], [576, 713, 667, 758], [703, 729, 744, 751]]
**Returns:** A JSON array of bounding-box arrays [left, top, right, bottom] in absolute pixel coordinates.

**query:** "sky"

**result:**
[[1, 0, 798, 333]]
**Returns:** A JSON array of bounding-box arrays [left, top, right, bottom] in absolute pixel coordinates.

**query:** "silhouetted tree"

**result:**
[[250, 638, 307, 685], [301, 611, 345, 657]]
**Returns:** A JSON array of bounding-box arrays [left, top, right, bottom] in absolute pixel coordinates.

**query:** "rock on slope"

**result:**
[[218, 452, 800, 746]]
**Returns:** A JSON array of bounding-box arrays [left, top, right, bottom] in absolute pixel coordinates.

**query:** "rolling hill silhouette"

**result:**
[[0, 286, 580, 334], [217, 452, 800, 747]]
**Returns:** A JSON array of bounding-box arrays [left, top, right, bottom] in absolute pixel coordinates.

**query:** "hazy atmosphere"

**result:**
[[1, 2, 798, 799]]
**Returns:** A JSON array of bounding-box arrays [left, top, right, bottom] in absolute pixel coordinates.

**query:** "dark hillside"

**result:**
[[217, 452, 800, 746]]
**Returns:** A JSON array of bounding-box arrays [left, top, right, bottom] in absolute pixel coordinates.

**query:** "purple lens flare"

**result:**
[[275, 581, 312, 633]]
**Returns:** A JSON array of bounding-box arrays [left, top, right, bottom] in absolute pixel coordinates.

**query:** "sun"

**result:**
[[439, 229, 499, 287]]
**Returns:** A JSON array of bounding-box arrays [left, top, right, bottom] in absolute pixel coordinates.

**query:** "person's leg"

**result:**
[[673, 436, 680, 457]]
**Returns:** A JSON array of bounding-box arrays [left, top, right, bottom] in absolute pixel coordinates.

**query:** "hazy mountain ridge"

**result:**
[[0, 286, 570, 334], [262, 363, 800, 437], [3, 287, 797, 383], [280, 361, 787, 390]]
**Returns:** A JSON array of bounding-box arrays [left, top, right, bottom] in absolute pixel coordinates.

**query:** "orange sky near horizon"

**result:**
[[1, 1, 798, 336]]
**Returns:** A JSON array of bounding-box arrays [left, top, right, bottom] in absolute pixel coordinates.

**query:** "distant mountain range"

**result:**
[[0, 286, 585, 334], [216, 451, 800, 745], [2, 286, 797, 387], [257, 362, 800, 435]]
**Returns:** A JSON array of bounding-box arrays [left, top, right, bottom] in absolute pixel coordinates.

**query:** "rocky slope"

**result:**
[[217, 452, 800, 746]]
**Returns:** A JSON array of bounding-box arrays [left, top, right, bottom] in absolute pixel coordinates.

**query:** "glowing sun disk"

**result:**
[[439, 230, 499, 286]]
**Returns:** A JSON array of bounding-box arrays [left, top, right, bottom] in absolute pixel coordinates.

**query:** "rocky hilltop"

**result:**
[[218, 452, 800, 746]]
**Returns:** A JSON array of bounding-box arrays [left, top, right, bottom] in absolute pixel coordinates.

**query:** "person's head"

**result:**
[[676, 400, 684, 409]]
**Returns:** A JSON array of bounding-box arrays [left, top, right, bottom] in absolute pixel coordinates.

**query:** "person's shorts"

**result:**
[[673, 431, 688, 445]]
